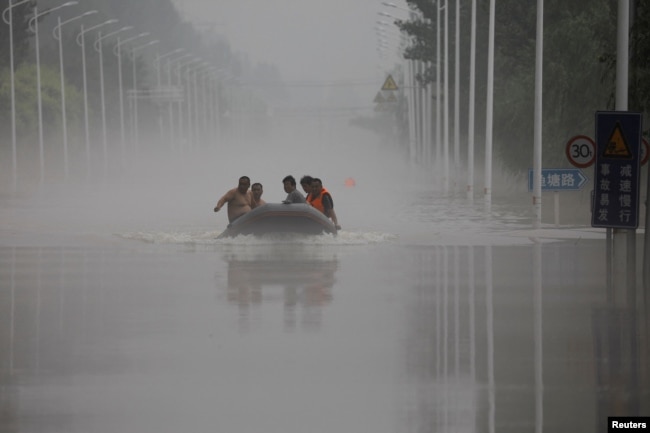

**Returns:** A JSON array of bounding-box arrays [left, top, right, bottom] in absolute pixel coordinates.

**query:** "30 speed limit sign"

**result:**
[[565, 135, 596, 168]]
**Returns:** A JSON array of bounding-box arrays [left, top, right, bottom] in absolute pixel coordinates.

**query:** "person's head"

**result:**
[[282, 175, 296, 193], [300, 175, 313, 194], [251, 182, 263, 198], [237, 176, 251, 194], [311, 178, 323, 196]]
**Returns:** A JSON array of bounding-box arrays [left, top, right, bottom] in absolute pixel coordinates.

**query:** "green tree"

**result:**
[[394, 0, 619, 173]]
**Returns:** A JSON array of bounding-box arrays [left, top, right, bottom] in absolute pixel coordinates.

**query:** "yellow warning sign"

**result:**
[[603, 122, 632, 158], [381, 74, 398, 91]]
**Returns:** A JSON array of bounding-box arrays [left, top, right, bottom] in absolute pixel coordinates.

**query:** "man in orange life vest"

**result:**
[[307, 178, 341, 230]]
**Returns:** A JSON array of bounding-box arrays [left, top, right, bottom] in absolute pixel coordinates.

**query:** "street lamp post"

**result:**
[[175, 57, 201, 156], [28, 1, 79, 185], [76, 18, 118, 179], [191, 63, 212, 151], [2, 0, 33, 191], [94, 25, 133, 173], [130, 39, 159, 154], [53, 9, 98, 180], [111, 31, 147, 167], [167, 53, 193, 153], [467, 0, 477, 201], [154, 48, 184, 149]]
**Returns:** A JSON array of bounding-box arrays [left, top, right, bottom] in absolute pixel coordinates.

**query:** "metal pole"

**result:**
[[130, 40, 159, 156], [33, 6, 45, 185], [436, 2, 441, 175], [485, 0, 496, 210], [7, 1, 17, 190], [109, 30, 146, 168], [614, 0, 633, 305], [117, 38, 125, 167], [533, 0, 544, 228], [132, 48, 138, 154], [53, 10, 97, 180], [467, 0, 476, 201], [76, 19, 117, 180], [443, 0, 450, 193], [167, 57, 175, 152], [79, 24, 91, 178], [454, 0, 460, 188], [56, 16, 69, 180], [28, 1, 79, 186], [97, 34, 108, 177], [2, 0, 30, 191]]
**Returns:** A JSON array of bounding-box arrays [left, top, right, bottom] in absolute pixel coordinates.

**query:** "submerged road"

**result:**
[[0, 230, 647, 432]]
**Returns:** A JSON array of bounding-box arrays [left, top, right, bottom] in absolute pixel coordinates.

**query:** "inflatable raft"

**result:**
[[216, 203, 337, 239]]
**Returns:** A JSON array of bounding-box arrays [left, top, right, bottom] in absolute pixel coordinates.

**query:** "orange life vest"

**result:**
[[308, 187, 330, 214]]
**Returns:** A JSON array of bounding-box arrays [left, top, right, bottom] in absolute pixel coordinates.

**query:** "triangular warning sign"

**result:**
[[373, 92, 386, 103], [603, 122, 632, 158], [381, 75, 398, 91]]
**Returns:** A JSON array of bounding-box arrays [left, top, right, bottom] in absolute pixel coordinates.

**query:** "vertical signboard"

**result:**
[[591, 111, 643, 229]]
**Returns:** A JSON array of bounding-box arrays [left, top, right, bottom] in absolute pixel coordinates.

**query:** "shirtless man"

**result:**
[[250, 183, 267, 208], [214, 176, 252, 223]]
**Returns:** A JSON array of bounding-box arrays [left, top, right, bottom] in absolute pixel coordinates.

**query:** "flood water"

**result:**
[[0, 133, 648, 433]]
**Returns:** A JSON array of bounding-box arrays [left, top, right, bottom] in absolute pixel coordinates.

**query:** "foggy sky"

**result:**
[[171, 0, 403, 100]]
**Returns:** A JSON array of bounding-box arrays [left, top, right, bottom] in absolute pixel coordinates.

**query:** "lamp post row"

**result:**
[[2, 0, 223, 190]]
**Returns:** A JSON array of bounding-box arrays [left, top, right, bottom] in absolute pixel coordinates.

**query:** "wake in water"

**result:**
[[117, 229, 398, 246]]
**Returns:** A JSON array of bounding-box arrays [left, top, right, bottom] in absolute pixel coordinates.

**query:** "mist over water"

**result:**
[[1, 111, 546, 249], [3, 109, 647, 433]]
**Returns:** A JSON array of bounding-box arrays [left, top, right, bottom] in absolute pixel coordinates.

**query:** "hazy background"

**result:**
[[171, 0, 390, 84]]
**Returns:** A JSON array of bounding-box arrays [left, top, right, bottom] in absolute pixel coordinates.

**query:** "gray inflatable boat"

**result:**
[[217, 203, 337, 239]]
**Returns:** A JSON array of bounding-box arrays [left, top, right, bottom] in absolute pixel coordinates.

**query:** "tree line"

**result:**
[[391, 0, 649, 173]]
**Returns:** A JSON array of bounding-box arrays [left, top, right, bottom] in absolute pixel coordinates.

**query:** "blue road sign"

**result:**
[[591, 111, 643, 229], [528, 168, 589, 192]]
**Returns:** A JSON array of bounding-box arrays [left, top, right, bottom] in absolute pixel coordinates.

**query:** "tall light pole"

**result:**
[[192, 63, 215, 151], [485, 0, 496, 210], [2, 0, 33, 191], [154, 48, 184, 149], [467, 0, 477, 201], [167, 53, 193, 153], [175, 57, 202, 156], [532, 0, 544, 229], [28, 0, 78, 186], [454, 0, 460, 189], [130, 39, 159, 155], [53, 9, 98, 180], [112, 30, 147, 167], [94, 25, 133, 174], [443, 0, 450, 194], [379, 4, 418, 164], [76, 18, 118, 179]]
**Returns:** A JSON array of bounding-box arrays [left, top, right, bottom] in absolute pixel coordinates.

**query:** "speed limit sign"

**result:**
[[642, 138, 649, 166], [565, 135, 596, 168]]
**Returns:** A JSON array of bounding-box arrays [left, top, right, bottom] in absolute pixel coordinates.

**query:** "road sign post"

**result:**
[[528, 168, 589, 226], [591, 112, 642, 229], [566, 135, 596, 168], [528, 168, 589, 192]]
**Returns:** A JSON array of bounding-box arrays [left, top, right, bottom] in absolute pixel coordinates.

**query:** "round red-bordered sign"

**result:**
[[642, 138, 649, 166], [565, 135, 596, 168]]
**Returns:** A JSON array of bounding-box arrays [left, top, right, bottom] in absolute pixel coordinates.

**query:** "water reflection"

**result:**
[[219, 245, 338, 332], [592, 307, 643, 431], [403, 241, 649, 433]]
